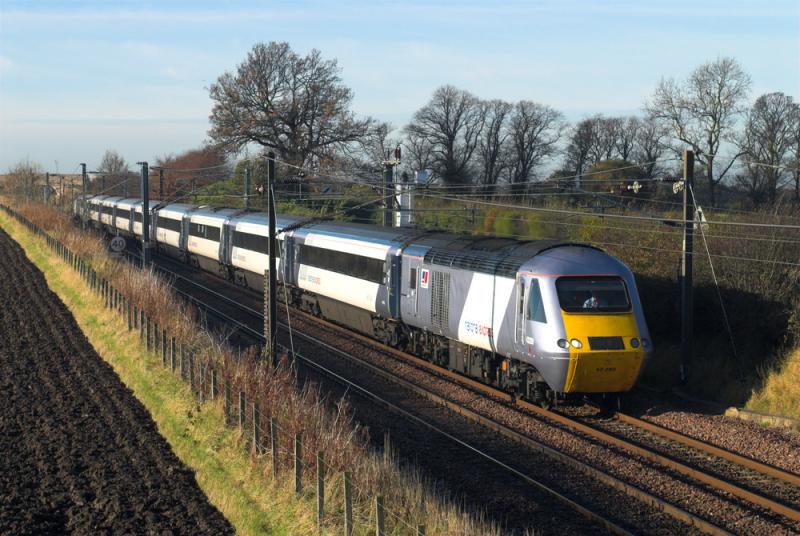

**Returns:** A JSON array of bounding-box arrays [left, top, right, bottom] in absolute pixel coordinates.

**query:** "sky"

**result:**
[[0, 0, 798, 173]]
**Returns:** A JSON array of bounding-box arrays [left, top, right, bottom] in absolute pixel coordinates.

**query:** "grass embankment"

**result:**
[[1, 202, 504, 535], [746, 348, 800, 419], [0, 211, 309, 535]]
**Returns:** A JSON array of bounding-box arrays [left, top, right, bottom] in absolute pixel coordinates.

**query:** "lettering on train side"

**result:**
[[464, 321, 493, 337]]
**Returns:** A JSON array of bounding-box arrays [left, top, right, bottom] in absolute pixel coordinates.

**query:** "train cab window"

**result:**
[[528, 279, 547, 323], [409, 268, 417, 289], [556, 276, 630, 313]]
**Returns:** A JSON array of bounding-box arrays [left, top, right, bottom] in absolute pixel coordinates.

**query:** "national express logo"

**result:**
[[420, 269, 430, 289]]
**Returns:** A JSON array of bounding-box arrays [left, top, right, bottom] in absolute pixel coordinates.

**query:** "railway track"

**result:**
[[130, 248, 800, 535], [565, 406, 800, 514]]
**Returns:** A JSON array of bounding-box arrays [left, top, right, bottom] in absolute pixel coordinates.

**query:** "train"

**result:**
[[75, 194, 652, 406]]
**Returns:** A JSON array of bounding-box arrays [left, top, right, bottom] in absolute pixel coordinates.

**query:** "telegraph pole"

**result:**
[[44, 172, 50, 204], [158, 168, 164, 199], [264, 153, 278, 366], [80, 163, 87, 228], [382, 146, 401, 227], [679, 149, 695, 384], [244, 165, 251, 210], [138, 162, 152, 266]]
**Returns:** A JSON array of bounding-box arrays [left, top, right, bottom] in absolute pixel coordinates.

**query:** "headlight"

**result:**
[[630, 338, 640, 348], [557, 339, 568, 349], [642, 338, 651, 349], [570, 339, 583, 349]]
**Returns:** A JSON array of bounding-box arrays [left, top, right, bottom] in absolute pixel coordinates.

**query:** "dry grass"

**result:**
[[746, 348, 800, 419], [7, 199, 506, 535]]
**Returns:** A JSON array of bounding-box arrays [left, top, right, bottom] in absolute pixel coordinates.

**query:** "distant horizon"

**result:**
[[1, 0, 798, 172]]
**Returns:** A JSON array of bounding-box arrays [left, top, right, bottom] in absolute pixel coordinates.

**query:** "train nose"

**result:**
[[559, 313, 649, 394], [563, 348, 646, 393]]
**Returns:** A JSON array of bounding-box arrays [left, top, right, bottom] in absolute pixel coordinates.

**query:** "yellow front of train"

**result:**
[[556, 275, 650, 393]]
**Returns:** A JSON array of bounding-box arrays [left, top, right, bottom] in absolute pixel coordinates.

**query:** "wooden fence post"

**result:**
[[224, 382, 231, 425], [252, 401, 260, 454], [384, 429, 391, 464], [161, 329, 167, 367], [170, 337, 176, 372], [146, 317, 151, 351], [189, 353, 195, 392], [375, 496, 385, 536], [294, 433, 302, 497], [271, 418, 278, 478], [317, 451, 324, 532], [344, 471, 353, 536], [180, 344, 185, 379], [210, 368, 217, 400], [238, 391, 246, 431]]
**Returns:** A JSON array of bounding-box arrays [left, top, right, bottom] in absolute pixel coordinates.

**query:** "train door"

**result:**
[[399, 246, 427, 323], [514, 276, 528, 353]]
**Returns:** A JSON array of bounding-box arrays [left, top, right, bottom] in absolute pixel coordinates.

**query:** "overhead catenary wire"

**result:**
[[415, 190, 800, 231]]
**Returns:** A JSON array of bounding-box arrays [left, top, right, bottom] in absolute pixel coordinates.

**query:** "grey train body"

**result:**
[[76, 195, 652, 400]]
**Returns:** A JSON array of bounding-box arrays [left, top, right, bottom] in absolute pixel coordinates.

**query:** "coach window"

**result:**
[[528, 278, 547, 323]]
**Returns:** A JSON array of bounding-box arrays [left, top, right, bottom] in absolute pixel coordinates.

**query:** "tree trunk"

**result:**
[[707, 157, 716, 206]]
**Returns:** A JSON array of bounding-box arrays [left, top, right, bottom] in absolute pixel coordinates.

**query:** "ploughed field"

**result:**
[[0, 228, 233, 535]]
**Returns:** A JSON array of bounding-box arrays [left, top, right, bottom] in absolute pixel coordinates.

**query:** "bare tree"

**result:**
[[564, 118, 595, 181], [97, 150, 128, 176], [96, 149, 130, 195], [587, 115, 618, 164], [565, 115, 618, 180], [404, 85, 485, 185], [338, 121, 397, 180], [476, 99, 512, 189], [6, 158, 43, 199], [507, 101, 564, 185], [208, 41, 374, 169], [646, 56, 752, 205], [792, 118, 800, 204], [633, 116, 669, 178], [737, 92, 799, 205], [614, 116, 640, 161], [404, 128, 436, 178]]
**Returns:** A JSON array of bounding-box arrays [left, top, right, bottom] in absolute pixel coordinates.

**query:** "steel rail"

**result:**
[[293, 303, 800, 524], [613, 411, 800, 489]]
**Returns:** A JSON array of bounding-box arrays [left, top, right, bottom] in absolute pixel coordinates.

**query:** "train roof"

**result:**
[[97, 198, 602, 277]]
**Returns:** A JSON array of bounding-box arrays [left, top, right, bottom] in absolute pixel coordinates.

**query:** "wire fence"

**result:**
[[0, 202, 430, 536]]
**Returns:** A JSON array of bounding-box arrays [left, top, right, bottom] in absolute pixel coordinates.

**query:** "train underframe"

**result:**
[[280, 274, 555, 406]]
